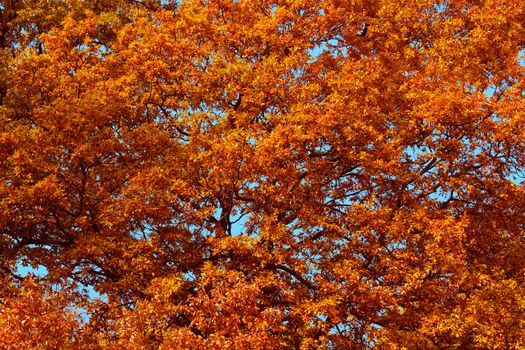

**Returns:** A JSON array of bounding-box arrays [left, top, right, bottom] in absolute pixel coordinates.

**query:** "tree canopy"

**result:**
[[1, 0, 524, 348]]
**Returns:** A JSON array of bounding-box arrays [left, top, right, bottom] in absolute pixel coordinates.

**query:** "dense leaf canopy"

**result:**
[[1, 0, 524, 348]]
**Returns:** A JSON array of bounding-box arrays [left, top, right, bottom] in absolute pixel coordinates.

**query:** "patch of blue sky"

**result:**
[[16, 263, 48, 278], [229, 210, 251, 237], [518, 49, 525, 67]]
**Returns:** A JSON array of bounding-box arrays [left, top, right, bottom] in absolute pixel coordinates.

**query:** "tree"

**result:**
[[1, 0, 524, 348]]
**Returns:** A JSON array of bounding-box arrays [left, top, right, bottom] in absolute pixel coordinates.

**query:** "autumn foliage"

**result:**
[[0, 0, 524, 348]]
